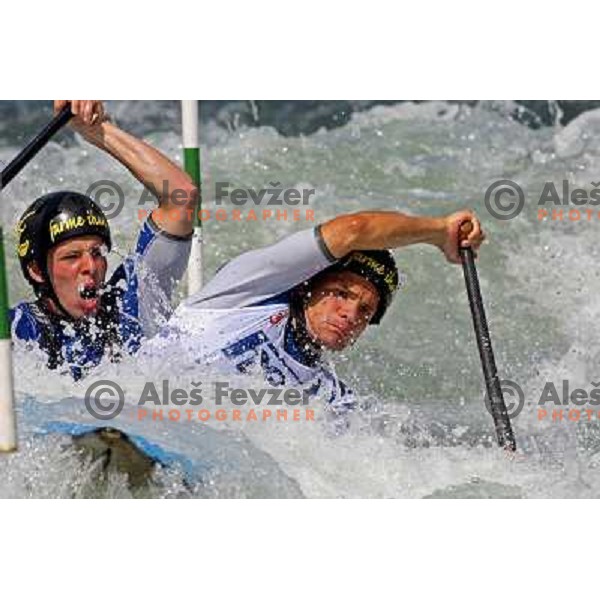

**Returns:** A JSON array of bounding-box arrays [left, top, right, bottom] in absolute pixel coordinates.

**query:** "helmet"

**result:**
[[315, 249, 403, 325], [16, 191, 111, 294]]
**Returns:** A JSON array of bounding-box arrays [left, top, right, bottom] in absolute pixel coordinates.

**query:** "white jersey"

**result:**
[[146, 227, 356, 412]]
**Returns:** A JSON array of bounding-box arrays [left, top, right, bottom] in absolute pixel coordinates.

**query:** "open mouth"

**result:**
[[78, 283, 102, 314], [78, 283, 99, 300]]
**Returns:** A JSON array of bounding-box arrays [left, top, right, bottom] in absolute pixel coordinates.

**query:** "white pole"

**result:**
[[0, 228, 16, 452], [0, 341, 16, 452], [181, 101, 203, 295]]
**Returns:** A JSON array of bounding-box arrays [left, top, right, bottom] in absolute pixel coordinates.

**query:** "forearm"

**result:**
[[320, 211, 447, 258], [82, 121, 196, 210]]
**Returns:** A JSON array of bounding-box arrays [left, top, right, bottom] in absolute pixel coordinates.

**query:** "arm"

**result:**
[[188, 208, 486, 310], [188, 228, 335, 310], [54, 100, 198, 238], [320, 210, 486, 264]]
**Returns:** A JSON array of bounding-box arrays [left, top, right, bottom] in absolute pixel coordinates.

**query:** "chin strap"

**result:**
[[36, 275, 76, 323], [286, 289, 324, 366]]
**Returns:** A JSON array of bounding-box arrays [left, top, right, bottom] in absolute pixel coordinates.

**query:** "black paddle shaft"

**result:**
[[460, 244, 517, 451], [0, 104, 73, 190]]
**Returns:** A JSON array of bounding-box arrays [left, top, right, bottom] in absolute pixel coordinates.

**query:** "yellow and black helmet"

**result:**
[[16, 191, 111, 293], [333, 250, 401, 324]]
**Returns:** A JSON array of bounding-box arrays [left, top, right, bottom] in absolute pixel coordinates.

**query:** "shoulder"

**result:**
[[135, 216, 193, 257]]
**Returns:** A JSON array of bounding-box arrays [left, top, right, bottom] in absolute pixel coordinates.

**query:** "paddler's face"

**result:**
[[45, 235, 108, 318], [304, 271, 379, 351]]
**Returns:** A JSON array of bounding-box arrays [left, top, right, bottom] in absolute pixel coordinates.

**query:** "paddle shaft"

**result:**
[[1, 104, 73, 189], [460, 242, 516, 451]]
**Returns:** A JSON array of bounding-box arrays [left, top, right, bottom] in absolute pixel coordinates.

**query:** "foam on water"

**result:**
[[2, 101, 600, 497]]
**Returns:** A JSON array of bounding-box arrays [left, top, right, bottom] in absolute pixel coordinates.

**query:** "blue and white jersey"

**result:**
[[10, 218, 192, 379], [147, 226, 357, 413]]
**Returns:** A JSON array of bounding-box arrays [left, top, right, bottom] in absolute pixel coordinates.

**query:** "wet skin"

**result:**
[[304, 271, 380, 351]]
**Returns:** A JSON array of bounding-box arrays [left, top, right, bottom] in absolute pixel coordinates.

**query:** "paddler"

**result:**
[[11, 101, 197, 379], [146, 209, 486, 417]]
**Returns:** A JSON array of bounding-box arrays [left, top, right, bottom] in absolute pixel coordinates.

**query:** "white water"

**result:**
[[1, 100, 600, 498]]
